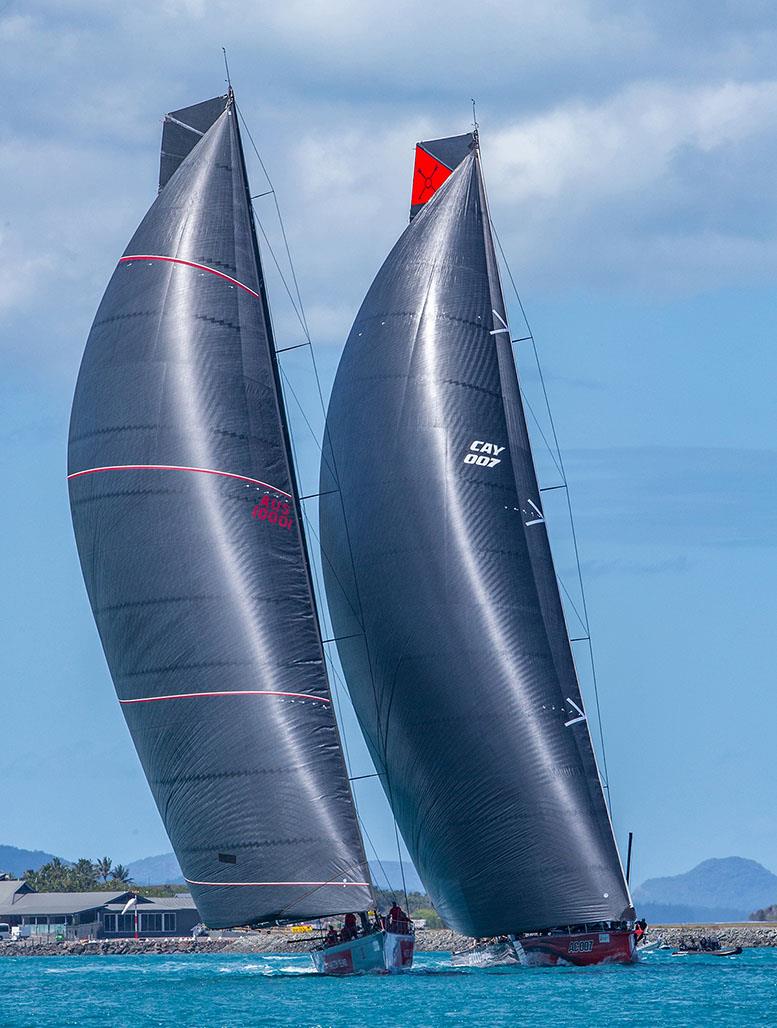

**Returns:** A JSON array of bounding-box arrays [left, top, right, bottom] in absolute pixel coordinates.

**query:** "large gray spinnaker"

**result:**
[[320, 137, 633, 937], [68, 94, 372, 928]]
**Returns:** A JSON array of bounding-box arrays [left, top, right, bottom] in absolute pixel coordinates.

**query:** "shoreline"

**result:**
[[2, 924, 777, 957]]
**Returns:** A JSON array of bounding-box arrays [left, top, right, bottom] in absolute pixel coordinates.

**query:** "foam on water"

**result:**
[[3, 948, 777, 1026]]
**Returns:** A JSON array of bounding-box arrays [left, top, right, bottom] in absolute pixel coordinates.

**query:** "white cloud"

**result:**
[[489, 80, 777, 204], [3, 0, 777, 371]]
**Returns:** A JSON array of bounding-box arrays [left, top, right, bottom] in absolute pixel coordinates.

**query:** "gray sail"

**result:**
[[68, 94, 372, 929], [320, 141, 633, 936]]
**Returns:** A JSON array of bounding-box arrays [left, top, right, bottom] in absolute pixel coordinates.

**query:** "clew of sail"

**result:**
[[68, 94, 372, 929], [320, 137, 633, 937]]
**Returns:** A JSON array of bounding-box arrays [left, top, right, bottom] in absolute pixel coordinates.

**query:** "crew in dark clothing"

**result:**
[[388, 902, 410, 933], [324, 925, 338, 947], [344, 912, 358, 939]]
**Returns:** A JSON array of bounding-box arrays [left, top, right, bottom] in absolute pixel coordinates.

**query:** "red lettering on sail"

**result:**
[[252, 495, 293, 531]]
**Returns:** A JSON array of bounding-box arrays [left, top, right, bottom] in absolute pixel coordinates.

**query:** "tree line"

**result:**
[[22, 856, 133, 892]]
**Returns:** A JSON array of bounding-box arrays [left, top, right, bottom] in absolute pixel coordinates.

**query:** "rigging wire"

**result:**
[[235, 101, 310, 340], [489, 219, 613, 803], [276, 360, 393, 905], [395, 819, 410, 910], [237, 105, 409, 891]]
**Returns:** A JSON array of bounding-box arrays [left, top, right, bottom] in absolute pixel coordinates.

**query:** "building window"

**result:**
[[163, 913, 176, 932], [140, 912, 163, 932], [104, 914, 135, 933]]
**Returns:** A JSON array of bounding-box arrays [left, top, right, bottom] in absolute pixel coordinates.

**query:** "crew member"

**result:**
[[388, 901, 409, 933], [344, 912, 358, 939], [324, 925, 338, 947]]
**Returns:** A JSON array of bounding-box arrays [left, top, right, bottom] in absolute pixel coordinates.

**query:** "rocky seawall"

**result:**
[[0, 927, 468, 958], [646, 923, 777, 949], [2, 924, 776, 957]]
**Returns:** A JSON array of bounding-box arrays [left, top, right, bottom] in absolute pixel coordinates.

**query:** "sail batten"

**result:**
[[69, 95, 372, 928], [320, 137, 631, 937]]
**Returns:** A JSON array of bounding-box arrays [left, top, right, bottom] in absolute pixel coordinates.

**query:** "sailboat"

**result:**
[[319, 130, 637, 967], [67, 90, 414, 975]]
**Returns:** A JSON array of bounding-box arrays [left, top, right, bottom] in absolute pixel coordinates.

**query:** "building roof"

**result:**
[[103, 895, 197, 911], [0, 881, 197, 918], [0, 880, 26, 906], [0, 890, 131, 916]]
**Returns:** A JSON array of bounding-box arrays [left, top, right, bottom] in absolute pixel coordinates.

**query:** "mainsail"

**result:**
[[320, 133, 633, 936], [68, 93, 373, 928]]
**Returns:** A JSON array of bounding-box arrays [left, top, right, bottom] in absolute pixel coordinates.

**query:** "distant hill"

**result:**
[[0, 844, 59, 877], [369, 860, 424, 894], [634, 857, 777, 922], [127, 852, 185, 885], [127, 851, 424, 893], [751, 904, 777, 921]]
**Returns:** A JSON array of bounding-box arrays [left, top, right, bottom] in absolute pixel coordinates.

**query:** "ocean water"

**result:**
[[2, 949, 776, 1027]]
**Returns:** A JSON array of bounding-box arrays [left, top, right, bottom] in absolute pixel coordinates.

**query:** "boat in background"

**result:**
[[672, 948, 742, 957], [67, 90, 411, 975], [320, 128, 637, 967]]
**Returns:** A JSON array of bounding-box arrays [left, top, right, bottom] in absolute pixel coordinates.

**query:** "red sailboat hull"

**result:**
[[515, 929, 636, 967]]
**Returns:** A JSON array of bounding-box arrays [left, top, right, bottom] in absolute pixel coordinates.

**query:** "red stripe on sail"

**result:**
[[186, 879, 371, 887], [67, 464, 292, 499], [120, 690, 329, 705], [119, 254, 260, 298]]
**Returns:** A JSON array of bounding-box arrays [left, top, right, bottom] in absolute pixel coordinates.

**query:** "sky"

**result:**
[[1, 0, 776, 887]]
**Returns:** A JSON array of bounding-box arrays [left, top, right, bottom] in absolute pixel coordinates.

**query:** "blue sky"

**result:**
[[1, 0, 776, 887]]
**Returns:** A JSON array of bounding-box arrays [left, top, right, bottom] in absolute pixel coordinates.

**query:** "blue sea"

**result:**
[[2, 949, 776, 1027]]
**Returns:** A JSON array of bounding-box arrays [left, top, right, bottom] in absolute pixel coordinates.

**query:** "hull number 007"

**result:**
[[463, 440, 504, 469]]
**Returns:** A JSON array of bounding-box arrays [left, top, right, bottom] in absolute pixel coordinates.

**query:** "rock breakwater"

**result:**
[[0, 927, 468, 958], [2, 923, 775, 958]]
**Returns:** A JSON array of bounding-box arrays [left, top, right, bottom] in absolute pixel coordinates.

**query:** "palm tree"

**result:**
[[111, 864, 132, 886], [96, 857, 113, 883], [72, 858, 98, 890]]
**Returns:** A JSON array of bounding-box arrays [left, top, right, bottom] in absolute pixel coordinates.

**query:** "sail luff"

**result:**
[[474, 148, 634, 909]]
